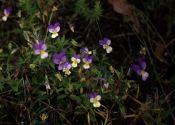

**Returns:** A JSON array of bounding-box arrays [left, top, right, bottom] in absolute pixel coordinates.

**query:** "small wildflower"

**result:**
[[104, 83, 109, 89], [80, 47, 92, 55], [45, 82, 51, 90], [62, 62, 72, 75], [2, 7, 12, 22], [89, 92, 101, 108], [100, 78, 109, 89], [53, 52, 67, 65], [71, 54, 81, 68], [139, 47, 147, 55], [132, 58, 149, 81], [32, 41, 48, 59], [48, 22, 60, 38], [82, 55, 93, 69], [99, 38, 112, 53], [40, 113, 48, 122]]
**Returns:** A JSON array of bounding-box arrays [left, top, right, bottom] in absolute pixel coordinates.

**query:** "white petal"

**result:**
[[72, 62, 78, 68], [45, 83, 51, 90], [71, 57, 76, 61], [41, 52, 48, 59], [51, 33, 58, 38], [107, 39, 111, 45], [96, 95, 101, 101], [104, 83, 109, 89], [77, 59, 81, 63], [93, 102, 101, 107], [142, 72, 149, 81], [55, 26, 60, 32], [2, 16, 7, 22], [65, 70, 71, 75], [90, 98, 95, 103], [106, 46, 112, 53], [83, 64, 90, 69]]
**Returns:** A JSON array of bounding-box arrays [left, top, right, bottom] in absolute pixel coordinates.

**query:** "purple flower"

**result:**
[[71, 54, 81, 68], [53, 52, 67, 65], [32, 41, 48, 59], [132, 58, 149, 81], [82, 55, 93, 69], [99, 38, 112, 53], [88, 92, 101, 108], [80, 47, 92, 55], [48, 22, 60, 38], [62, 62, 72, 75], [2, 7, 12, 21]]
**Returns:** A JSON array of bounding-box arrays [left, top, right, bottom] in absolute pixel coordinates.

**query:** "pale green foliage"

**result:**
[[75, 0, 102, 21]]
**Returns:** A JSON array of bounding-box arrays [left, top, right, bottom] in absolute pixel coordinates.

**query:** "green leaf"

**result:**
[[70, 95, 81, 103], [8, 80, 22, 92], [161, 106, 175, 119]]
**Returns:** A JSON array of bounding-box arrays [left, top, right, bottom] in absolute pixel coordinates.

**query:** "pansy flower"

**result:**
[[71, 54, 81, 68], [99, 38, 112, 53], [53, 52, 67, 65], [53, 52, 67, 71], [32, 41, 48, 59], [82, 55, 93, 69], [80, 47, 92, 55], [88, 92, 101, 108], [2, 7, 12, 22], [48, 22, 60, 38], [62, 62, 72, 75], [132, 58, 149, 81]]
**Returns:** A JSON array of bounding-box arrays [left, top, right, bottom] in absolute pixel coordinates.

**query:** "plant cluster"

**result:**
[[0, 0, 175, 125]]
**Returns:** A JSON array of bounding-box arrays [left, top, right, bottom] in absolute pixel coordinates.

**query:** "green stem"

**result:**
[[44, 10, 54, 42]]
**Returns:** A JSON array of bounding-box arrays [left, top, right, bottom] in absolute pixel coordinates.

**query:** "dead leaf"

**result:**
[[153, 43, 169, 65], [108, 0, 134, 15], [108, 0, 142, 34]]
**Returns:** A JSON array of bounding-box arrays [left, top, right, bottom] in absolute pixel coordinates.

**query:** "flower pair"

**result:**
[[71, 47, 94, 70], [53, 52, 72, 75], [81, 47, 93, 69]]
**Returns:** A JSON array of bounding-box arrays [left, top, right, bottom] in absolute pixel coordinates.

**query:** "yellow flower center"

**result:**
[[140, 70, 145, 76], [40, 50, 46, 55]]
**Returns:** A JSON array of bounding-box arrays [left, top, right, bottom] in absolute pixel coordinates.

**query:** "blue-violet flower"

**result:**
[[53, 52, 67, 71], [82, 55, 93, 69], [99, 38, 112, 53], [53, 52, 67, 65], [48, 22, 60, 38], [80, 47, 92, 55], [2, 7, 12, 22], [89, 92, 101, 108], [32, 41, 48, 59], [71, 54, 81, 68], [62, 62, 72, 75], [132, 58, 149, 81]]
